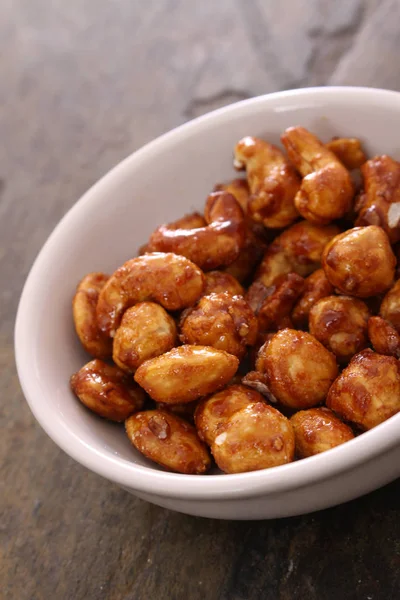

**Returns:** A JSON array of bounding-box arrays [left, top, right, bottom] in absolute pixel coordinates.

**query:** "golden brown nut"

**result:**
[[292, 269, 334, 329], [214, 178, 250, 214], [180, 292, 258, 359], [113, 302, 177, 372], [355, 156, 400, 243], [96, 252, 205, 336], [147, 191, 246, 270], [155, 401, 198, 423], [233, 136, 300, 228], [281, 126, 354, 225], [70, 359, 145, 422], [134, 345, 239, 404], [309, 296, 370, 364], [72, 273, 112, 359], [246, 220, 339, 311], [326, 349, 400, 430], [211, 402, 295, 473], [194, 384, 264, 446], [125, 410, 211, 474], [256, 329, 338, 409], [326, 137, 367, 170], [258, 273, 305, 332], [203, 270, 244, 297], [322, 226, 396, 298], [223, 229, 265, 284], [368, 316, 400, 358], [380, 279, 400, 331], [290, 407, 354, 458]]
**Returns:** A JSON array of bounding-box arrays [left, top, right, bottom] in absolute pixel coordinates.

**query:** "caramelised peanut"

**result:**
[[70, 359, 145, 422], [134, 345, 239, 404], [156, 400, 198, 423], [256, 329, 338, 409], [147, 191, 246, 270], [203, 270, 244, 297], [72, 272, 112, 359], [327, 349, 400, 430], [290, 407, 354, 458], [234, 136, 300, 228], [246, 220, 339, 311], [195, 384, 265, 446], [258, 273, 304, 332], [368, 316, 400, 358], [96, 252, 204, 336], [355, 155, 400, 243], [113, 302, 177, 372], [380, 279, 400, 331], [292, 269, 334, 329], [125, 410, 211, 474], [282, 126, 354, 225], [322, 226, 396, 298], [180, 292, 258, 359], [309, 296, 370, 364], [211, 402, 295, 473], [326, 137, 367, 170]]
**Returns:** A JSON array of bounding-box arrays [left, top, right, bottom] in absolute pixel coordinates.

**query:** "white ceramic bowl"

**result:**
[[15, 87, 400, 520]]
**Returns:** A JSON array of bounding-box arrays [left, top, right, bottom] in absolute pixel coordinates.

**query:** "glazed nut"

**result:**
[[256, 329, 338, 409], [368, 316, 400, 358], [113, 302, 177, 372], [380, 279, 400, 331], [96, 252, 205, 336], [326, 349, 400, 430], [290, 407, 354, 458], [292, 269, 333, 329], [180, 292, 258, 358], [322, 226, 396, 298], [125, 410, 211, 474], [257, 272, 304, 332], [194, 384, 265, 446], [309, 295, 370, 364], [72, 272, 112, 359], [70, 359, 145, 422], [147, 191, 246, 271], [233, 136, 300, 229], [211, 402, 295, 474], [203, 270, 244, 297], [281, 126, 354, 225], [214, 178, 250, 215], [325, 137, 367, 170], [134, 345, 239, 404]]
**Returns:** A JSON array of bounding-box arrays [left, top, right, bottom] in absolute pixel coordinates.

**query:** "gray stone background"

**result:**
[[1, 1, 400, 599]]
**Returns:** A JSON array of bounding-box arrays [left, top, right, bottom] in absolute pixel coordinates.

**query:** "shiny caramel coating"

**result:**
[[211, 402, 295, 473], [326, 349, 400, 430], [214, 178, 250, 214], [380, 279, 400, 331], [233, 136, 300, 229], [147, 191, 246, 270], [256, 329, 338, 409], [355, 155, 400, 243], [292, 269, 334, 329], [70, 359, 145, 422], [125, 410, 211, 474], [72, 272, 112, 359], [155, 400, 198, 423], [309, 295, 370, 364], [194, 384, 265, 446], [258, 273, 305, 332], [113, 302, 177, 372], [246, 220, 339, 310], [134, 345, 239, 404], [326, 137, 367, 170], [322, 226, 396, 298], [281, 127, 354, 225], [180, 292, 258, 359], [203, 270, 244, 297], [368, 316, 400, 358], [290, 407, 354, 458], [96, 252, 205, 337]]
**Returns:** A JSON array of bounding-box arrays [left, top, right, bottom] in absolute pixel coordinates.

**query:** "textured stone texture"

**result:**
[[1, 1, 400, 598]]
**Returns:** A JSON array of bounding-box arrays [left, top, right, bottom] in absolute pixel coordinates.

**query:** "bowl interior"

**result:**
[[15, 87, 400, 493]]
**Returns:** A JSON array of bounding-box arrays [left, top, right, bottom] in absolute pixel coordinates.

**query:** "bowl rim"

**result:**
[[15, 86, 400, 500]]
